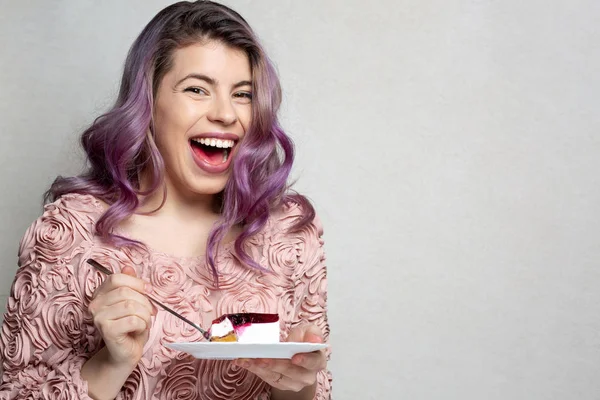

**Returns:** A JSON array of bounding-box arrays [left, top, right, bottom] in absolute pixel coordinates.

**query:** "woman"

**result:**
[[0, 1, 331, 399]]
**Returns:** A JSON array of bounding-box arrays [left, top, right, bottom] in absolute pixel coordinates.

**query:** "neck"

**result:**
[[137, 173, 220, 222]]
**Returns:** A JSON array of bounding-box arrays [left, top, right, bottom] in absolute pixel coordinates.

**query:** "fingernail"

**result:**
[[309, 334, 323, 343], [293, 355, 304, 365], [145, 283, 153, 293]]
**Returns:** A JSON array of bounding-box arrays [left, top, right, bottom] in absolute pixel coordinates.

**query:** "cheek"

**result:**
[[153, 102, 198, 148], [238, 106, 253, 131]]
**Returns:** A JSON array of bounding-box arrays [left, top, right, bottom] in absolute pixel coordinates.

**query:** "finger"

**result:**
[[90, 286, 154, 316], [105, 315, 149, 339], [240, 359, 316, 390], [93, 273, 151, 299], [286, 324, 324, 344], [291, 350, 327, 371], [240, 361, 307, 392], [121, 266, 137, 277], [94, 300, 152, 333], [303, 325, 324, 343], [286, 325, 306, 342]]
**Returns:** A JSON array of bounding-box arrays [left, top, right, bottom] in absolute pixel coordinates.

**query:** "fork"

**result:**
[[86, 258, 211, 340]]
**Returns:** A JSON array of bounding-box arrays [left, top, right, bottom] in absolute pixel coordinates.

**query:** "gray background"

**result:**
[[1, 1, 599, 399]]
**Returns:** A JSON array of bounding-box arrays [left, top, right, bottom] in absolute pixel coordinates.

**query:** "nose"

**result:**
[[206, 95, 238, 126]]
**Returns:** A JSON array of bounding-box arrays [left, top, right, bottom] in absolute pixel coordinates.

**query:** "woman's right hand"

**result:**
[[88, 265, 157, 368]]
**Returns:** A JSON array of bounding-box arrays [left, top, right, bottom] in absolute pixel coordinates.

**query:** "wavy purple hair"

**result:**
[[46, 0, 314, 282]]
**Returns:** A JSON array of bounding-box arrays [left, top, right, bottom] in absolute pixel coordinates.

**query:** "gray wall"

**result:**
[[1, 1, 599, 398]]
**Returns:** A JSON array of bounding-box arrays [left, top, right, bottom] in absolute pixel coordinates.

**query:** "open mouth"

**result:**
[[190, 138, 235, 166]]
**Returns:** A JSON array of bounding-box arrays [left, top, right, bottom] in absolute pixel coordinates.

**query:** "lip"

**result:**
[[189, 132, 240, 174], [189, 132, 240, 142]]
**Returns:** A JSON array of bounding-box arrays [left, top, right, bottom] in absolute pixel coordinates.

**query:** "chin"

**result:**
[[187, 177, 229, 196]]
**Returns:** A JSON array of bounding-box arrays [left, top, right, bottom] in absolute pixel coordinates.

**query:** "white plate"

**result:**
[[164, 342, 328, 360]]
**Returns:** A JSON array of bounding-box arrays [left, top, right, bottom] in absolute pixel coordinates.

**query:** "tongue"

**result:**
[[191, 142, 225, 165]]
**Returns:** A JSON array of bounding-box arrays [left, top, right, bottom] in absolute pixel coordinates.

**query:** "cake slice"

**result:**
[[209, 313, 280, 343]]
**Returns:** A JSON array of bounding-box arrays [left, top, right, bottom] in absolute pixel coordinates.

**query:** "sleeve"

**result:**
[[0, 199, 102, 399], [289, 213, 333, 400]]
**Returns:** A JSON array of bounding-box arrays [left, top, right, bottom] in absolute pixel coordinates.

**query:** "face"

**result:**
[[152, 40, 252, 199]]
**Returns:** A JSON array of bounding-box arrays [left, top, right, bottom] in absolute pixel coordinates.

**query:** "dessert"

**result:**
[[209, 313, 280, 343]]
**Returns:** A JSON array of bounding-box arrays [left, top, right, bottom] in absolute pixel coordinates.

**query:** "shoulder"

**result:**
[[48, 192, 106, 216], [18, 193, 104, 266], [268, 199, 324, 238], [268, 200, 326, 266], [263, 201, 327, 284], [39, 193, 105, 234]]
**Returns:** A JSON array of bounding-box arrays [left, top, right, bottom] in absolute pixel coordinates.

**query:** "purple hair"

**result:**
[[46, 0, 315, 282]]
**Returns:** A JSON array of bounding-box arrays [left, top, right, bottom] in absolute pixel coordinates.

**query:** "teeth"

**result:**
[[191, 138, 235, 148], [223, 149, 229, 162]]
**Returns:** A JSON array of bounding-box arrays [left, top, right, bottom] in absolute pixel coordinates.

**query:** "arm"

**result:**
[[0, 207, 99, 398], [273, 215, 332, 400], [271, 382, 317, 400], [0, 197, 149, 399], [81, 266, 155, 400], [81, 346, 138, 400], [235, 211, 332, 400]]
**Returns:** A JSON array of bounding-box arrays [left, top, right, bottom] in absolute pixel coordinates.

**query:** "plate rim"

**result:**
[[163, 341, 328, 360], [164, 341, 329, 348]]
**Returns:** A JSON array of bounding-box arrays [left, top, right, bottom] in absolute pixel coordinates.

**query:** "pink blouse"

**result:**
[[0, 194, 331, 399]]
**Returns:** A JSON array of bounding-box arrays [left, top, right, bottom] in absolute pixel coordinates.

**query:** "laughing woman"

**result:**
[[0, 1, 331, 399]]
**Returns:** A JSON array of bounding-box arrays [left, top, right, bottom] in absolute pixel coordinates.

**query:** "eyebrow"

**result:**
[[176, 73, 252, 89]]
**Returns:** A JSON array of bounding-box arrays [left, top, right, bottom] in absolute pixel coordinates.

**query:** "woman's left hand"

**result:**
[[233, 324, 327, 392]]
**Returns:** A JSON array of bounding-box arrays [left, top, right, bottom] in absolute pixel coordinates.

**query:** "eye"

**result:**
[[184, 87, 208, 95], [233, 91, 252, 101]]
